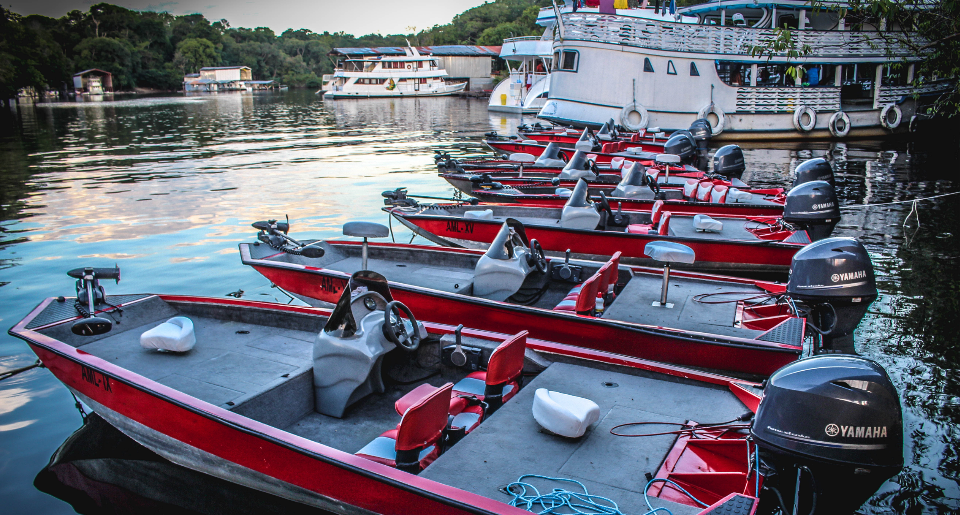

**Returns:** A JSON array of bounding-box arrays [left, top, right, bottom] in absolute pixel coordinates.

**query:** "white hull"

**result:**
[[324, 82, 466, 99]]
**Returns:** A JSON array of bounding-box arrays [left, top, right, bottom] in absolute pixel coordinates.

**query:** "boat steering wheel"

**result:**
[[588, 159, 601, 176], [598, 191, 614, 217], [527, 239, 548, 273], [382, 301, 421, 351], [641, 172, 661, 197], [558, 150, 570, 163]]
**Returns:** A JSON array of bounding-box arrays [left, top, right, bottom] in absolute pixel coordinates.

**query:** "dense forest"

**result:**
[[0, 0, 551, 98]]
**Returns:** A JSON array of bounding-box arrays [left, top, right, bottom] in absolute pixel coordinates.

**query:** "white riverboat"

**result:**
[[324, 46, 466, 99], [488, 33, 553, 114], [536, 0, 953, 140]]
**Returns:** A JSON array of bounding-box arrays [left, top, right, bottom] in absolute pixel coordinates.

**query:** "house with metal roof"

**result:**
[[330, 46, 502, 91]]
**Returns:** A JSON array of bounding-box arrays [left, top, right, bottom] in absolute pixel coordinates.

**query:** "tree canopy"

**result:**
[[0, 0, 549, 97]]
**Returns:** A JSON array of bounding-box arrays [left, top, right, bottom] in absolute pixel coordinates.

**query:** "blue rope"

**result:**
[[504, 474, 712, 515]]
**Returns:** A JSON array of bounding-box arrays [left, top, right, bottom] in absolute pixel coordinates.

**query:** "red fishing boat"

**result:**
[[387, 175, 840, 273], [9, 267, 903, 515]]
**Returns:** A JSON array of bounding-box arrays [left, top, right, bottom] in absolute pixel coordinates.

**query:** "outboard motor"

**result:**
[[558, 150, 598, 181], [611, 162, 654, 199], [575, 128, 598, 152], [663, 133, 696, 164], [559, 179, 601, 230], [712, 144, 746, 179], [782, 180, 840, 241], [793, 157, 836, 187], [534, 142, 567, 167], [752, 355, 902, 515], [688, 118, 712, 148], [786, 237, 877, 353]]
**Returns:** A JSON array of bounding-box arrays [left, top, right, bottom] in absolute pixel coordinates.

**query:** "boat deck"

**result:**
[[421, 362, 749, 515], [665, 216, 763, 241], [602, 274, 764, 339]]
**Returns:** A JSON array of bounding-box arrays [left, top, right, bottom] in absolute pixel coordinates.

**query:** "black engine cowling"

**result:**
[[663, 133, 696, 163], [793, 157, 835, 187], [752, 355, 902, 515], [786, 236, 877, 352], [782, 180, 840, 242], [712, 144, 746, 178], [688, 119, 712, 147]]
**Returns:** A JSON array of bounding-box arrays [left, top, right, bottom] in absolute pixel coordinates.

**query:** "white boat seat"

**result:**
[[463, 209, 494, 220], [693, 214, 723, 233], [644, 241, 696, 264], [655, 154, 682, 165], [535, 158, 566, 167], [532, 388, 600, 438], [683, 179, 698, 198], [140, 316, 196, 352], [343, 222, 389, 238], [555, 188, 572, 197], [625, 148, 658, 160], [508, 152, 537, 163], [647, 127, 660, 133], [726, 188, 753, 203], [521, 139, 538, 145], [710, 185, 729, 203]]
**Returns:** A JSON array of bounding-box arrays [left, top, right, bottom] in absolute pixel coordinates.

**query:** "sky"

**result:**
[[7, 0, 491, 36]]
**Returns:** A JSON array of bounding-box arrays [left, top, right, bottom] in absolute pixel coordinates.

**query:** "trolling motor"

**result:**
[[382, 187, 478, 206], [251, 216, 325, 258], [67, 266, 121, 336]]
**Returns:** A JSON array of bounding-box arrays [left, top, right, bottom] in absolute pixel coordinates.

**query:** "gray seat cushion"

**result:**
[[343, 221, 389, 238], [644, 241, 696, 264]]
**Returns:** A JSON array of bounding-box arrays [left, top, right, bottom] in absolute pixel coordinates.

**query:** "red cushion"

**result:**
[[658, 212, 672, 236], [650, 199, 665, 224], [395, 383, 452, 451], [486, 331, 527, 385]]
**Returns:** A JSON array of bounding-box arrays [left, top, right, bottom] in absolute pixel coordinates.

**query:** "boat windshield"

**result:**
[[620, 162, 647, 187], [485, 220, 530, 260], [324, 271, 394, 336], [566, 179, 593, 208]]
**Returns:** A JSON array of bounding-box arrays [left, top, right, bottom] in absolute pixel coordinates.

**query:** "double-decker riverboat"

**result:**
[[488, 33, 553, 113], [535, 0, 953, 140], [324, 46, 466, 98]]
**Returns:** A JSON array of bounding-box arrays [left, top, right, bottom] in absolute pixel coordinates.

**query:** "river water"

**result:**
[[0, 90, 957, 514]]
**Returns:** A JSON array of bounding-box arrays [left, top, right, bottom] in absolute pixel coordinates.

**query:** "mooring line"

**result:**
[[839, 190, 960, 209], [0, 359, 42, 382]]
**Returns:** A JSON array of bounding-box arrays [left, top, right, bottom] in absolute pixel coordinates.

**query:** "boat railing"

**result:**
[[877, 79, 953, 105], [503, 36, 549, 44], [560, 13, 922, 60], [736, 87, 841, 113]]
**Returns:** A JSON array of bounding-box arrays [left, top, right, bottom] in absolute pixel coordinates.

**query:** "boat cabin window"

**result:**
[[881, 64, 910, 87], [667, 60, 677, 75], [554, 50, 579, 72], [777, 14, 799, 29], [643, 58, 654, 73], [716, 62, 748, 86], [356, 78, 387, 85], [690, 62, 700, 76], [841, 64, 876, 103]]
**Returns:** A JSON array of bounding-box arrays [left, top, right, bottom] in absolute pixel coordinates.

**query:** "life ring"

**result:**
[[880, 103, 902, 130], [406, 64, 412, 70], [793, 105, 817, 132], [697, 103, 725, 135], [620, 103, 649, 132], [828, 111, 850, 138]]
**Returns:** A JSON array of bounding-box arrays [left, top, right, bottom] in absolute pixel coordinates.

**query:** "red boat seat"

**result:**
[[710, 185, 729, 203], [586, 154, 598, 162], [356, 382, 453, 473], [610, 156, 625, 170], [601, 142, 613, 153], [683, 179, 698, 198], [658, 212, 672, 235], [696, 182, 714, 202], [554, 271, 602, 315], [451, 331, 528, 416], [626, 200, 664, 234], [631, 133, 641, 142]]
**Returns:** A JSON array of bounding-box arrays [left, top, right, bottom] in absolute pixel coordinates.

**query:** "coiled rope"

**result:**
[[502, 474, 710, 515]]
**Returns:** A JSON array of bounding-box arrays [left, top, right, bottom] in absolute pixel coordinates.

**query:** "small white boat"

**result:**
[[488, 32, 553, 114], [324, 46, 466, 99]]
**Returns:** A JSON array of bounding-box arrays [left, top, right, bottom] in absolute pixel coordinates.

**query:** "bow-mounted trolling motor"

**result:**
[[382, 187, 420, 207], [786, 237, 878, 353], [67, 266, 121, 336], [251, 216, 325, 258], [466, 174, 505, 191], [434, 151, 463, 172], [752, 355, 902, 515]]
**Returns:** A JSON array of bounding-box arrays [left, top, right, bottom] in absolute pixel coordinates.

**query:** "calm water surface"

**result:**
[[0, 90, 957, 513]]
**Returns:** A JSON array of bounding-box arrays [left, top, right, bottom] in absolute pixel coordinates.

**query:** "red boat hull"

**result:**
[[242, 243, 801, 377], [462, 191, 785, 217], [486, 140, 661, 164]]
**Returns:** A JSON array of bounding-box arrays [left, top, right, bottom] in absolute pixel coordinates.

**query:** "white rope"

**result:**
[[839, 190, 960, 209]]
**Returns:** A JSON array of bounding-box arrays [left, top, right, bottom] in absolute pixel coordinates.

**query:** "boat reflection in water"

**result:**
[[35, 413, 321, 515]]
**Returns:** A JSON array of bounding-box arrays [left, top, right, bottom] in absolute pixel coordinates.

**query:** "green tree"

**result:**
[[174, 37, 220, 74]]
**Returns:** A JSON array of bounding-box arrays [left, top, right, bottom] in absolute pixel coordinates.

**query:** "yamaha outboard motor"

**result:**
[[712, 144, 746, 179], [688, 118, 712, 148], [752, 355, 902, 515], [782, 180, 840, 241], [793, 157, 836, 187], [786, 237, 877, 353], [663, 133, 696, 164]]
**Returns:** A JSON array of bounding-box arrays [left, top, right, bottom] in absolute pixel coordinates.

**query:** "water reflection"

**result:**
[[0, 90, 957, 513]]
